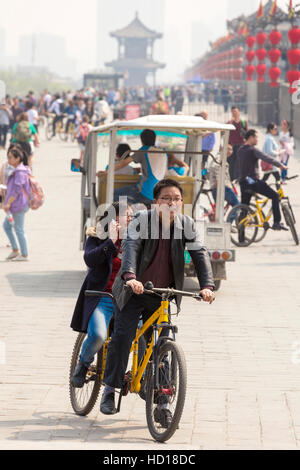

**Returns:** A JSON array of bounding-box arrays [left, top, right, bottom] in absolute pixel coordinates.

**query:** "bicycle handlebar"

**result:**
[[125, 282, 203, 301]]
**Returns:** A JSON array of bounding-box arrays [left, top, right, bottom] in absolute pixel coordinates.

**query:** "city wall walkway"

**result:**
[[0, 127, 299, 450]]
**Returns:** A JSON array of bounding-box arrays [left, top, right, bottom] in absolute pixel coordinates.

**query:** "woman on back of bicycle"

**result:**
[[70, 201, 133, 388]]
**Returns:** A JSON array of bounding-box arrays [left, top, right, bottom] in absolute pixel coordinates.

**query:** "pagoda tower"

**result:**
[[106, 12, 165, 86]]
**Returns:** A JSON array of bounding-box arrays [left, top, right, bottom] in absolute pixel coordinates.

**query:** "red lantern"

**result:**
[[269, 30, 282, 46], [246, 50, 255, 62], [256, 32, 267, 46], [246, 36, 256, 48], [234, 68, 243, 80], [268, 67, 281, 87], [268, 48, 281, 64], [245, 64, 255, 81], [288, 27, 300, 45], [256, 48, 267, 61], [287, 70, 300, 93], [287, 48, 300, 66], [256, 63, 267, 82]]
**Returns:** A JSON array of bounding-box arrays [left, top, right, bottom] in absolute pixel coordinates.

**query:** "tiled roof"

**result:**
[[110, 13, 162, 39]]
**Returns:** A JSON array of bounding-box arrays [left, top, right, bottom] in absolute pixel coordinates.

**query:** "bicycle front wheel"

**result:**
[[226, 204, 258, 247], [69, 333, 103, 416], [45, 122, 53, 140], [281, 201, 299, 246], [145, 341, 187, 443]]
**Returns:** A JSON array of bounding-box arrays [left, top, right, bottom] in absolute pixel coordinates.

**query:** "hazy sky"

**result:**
[[0, 0, 291, 80]]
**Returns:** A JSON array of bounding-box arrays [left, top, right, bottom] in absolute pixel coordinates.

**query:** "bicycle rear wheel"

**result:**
[[69, 333, 103, 416], [281, 202, 299, 246], [249, 204, 268, 243], [226, 204, 258, 247], [145, 341, 187, 442]]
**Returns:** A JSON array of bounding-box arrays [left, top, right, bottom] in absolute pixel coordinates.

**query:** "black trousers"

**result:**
[[240, 178, 281, 224], [103, 293, 165, 389], [0, 125, 9, 147]]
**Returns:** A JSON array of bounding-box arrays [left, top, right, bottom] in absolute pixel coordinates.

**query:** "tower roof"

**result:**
[[110, 12, 162, 39]]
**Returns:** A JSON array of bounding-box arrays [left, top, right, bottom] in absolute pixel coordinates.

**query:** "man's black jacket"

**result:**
[[112, 209, 215, 310]]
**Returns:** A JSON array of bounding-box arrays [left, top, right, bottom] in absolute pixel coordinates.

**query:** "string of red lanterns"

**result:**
[[287, 25, 300, 94], [255, 31, 267, 83], [245, 35, 256, 81], [268, 29, 281, 87]]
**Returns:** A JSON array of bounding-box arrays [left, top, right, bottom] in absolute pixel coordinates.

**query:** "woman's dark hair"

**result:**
[[7, 144, 29, 166], [116, 143, 131, 159], [96, 201, 129, 237], [18, 112, 29, 122], [153, 179, 183, 200], [267, 122, 277, 134], [141, 129, 156, 146], [283, 120, 293, 137]]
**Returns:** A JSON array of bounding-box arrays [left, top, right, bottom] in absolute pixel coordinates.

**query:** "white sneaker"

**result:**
[[11, 255, 29, 262], [6, 251, 20, 260]]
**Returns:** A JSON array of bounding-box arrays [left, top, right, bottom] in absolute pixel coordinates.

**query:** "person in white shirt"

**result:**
[[27, 103, 39, 132]]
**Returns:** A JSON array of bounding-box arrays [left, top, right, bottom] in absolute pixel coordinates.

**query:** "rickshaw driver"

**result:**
[[113, 129, 188, 205]]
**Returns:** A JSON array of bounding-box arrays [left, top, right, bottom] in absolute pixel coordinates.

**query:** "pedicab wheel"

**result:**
[[145, 341, 187, 443], [69, 333, 103, 416], [282, 202, 299, 246], [226, 204, 258, 247]]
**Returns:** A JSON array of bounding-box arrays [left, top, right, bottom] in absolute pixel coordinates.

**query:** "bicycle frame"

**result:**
[[98, 299, 170, 394], [130, 299, 169, 394]]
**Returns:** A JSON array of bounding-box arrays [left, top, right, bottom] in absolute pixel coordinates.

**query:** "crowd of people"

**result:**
[[0, 81, 295, 264]]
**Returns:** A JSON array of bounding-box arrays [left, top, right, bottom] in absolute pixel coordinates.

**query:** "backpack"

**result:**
[[153, 100, 167, 114], [78, 124, 90, 144], [23, 175, 45, 210], [15, 121, 31, 142]]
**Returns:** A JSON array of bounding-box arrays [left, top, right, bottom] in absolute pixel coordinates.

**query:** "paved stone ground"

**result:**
[[0, 126, 300, 450]]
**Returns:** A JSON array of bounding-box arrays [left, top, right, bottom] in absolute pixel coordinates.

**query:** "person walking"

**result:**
[[11, 113, 39, 169], [0, 102, 12, 150], [261, 123, 284, 188], [227, 106, 248, 181], [2, 144, 31, 261]]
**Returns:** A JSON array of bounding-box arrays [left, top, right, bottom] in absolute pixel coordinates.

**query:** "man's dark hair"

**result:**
[[231, 106, 240, 111], [245, 129, 257, 140], [116, 143, 131, 159], [153, 179, 183, 200], [141, 129, 156, 146]]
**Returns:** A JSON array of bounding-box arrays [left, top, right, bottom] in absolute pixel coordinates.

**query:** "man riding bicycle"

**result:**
[[100, 179, 215, 425], [237, 129, 288, 231]]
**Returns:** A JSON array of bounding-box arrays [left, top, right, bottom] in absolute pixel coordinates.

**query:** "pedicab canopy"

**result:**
[[92, 114, 235, 136]]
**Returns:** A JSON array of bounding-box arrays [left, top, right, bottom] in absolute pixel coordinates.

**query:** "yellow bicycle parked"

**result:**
[[69, 282, 203, 442], [227, 176, 299, 247]]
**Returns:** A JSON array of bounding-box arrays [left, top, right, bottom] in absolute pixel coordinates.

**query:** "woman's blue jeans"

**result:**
[[3, 208, 29, 256], [80, 297, 114, 368], [212, 187, 240, 223]]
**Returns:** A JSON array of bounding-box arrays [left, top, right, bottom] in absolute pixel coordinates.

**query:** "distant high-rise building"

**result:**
[[96, 0, 165, 76], [18, 33, 76, 77], [0, 28, 5, 63]]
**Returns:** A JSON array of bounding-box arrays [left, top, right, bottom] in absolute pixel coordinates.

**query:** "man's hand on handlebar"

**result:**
[[199, 289, 215, 304], [126, 279, 144, 295]]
